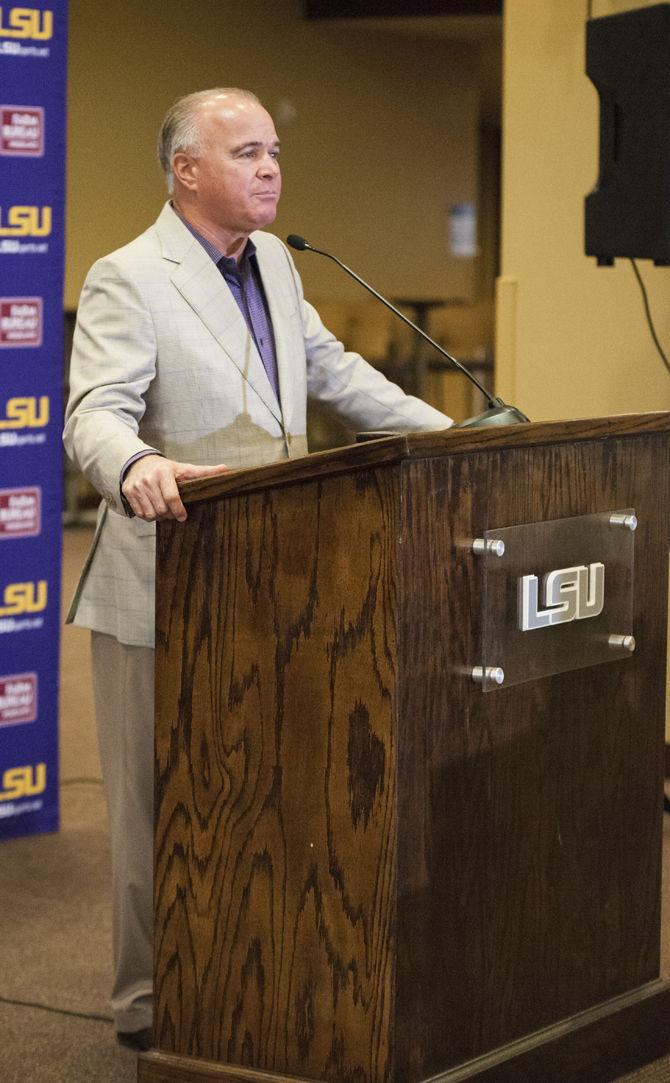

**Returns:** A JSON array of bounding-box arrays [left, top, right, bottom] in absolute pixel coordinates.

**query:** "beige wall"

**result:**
[[497, 0, 670, 422], [500, 0, 670, 741], [66, 0, 482, 311]]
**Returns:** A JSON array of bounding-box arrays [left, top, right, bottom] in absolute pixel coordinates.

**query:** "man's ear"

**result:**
[[172, 151, 198, 192]]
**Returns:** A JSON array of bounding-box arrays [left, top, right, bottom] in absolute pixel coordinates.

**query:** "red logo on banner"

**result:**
[[0, 297, 42, 347], [0, 673, 37, 727], [0, 487, 41, 538], [0, 105, 44, 156]]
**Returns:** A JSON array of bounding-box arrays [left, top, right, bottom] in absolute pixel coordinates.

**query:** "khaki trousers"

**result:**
[[91, 630, 154, 1033]]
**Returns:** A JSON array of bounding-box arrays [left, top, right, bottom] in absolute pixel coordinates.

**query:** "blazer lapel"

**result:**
[[155, 204, 283, 425]]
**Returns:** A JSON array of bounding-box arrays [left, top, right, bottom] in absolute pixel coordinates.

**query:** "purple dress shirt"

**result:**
[[178, 212, 281, 403]]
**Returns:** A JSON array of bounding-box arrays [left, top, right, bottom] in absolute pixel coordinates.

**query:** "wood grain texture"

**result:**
[[139, 984, 670, 1083], [395, 431, 670, 1079], [178, 413, 670, 508], [433, 981, 670, 1082], [153, 419, 670, 1083], [154, 470, 401, 1081], [138, 1047, 317, 1081]]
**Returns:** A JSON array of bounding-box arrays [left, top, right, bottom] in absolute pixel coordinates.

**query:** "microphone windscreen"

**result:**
[[286, 234, 308, 251]]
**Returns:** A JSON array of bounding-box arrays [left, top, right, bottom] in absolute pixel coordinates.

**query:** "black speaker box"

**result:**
[[584, 2, 670, 266]]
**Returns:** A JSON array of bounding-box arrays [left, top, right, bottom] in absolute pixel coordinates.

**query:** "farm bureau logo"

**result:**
[[0, 106, 44, 156], [0, 297, 42, 346], [0, 8, 52, 58], [0, 579, 48, 634], [0, 206, 51, 254], [0, 395, 49, 448], [0, 487, 41, 538], [0, 672, 37, 726]]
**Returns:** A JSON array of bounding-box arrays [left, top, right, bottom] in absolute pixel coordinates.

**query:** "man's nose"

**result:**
[[258, 153, 280, 176]]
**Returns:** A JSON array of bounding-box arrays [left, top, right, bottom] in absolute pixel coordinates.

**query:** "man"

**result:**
[[64, 87, 452, 1051]]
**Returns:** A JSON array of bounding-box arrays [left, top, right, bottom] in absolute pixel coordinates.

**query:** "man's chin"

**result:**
[[252, 206, 279, 230]]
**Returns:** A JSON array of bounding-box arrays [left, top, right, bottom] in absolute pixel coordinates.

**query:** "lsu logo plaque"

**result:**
[[0, 205, 51, 236], [0, 8, 53, 39], [519, 563, 605, 631], [0, 580, 47, 616], [0, 762, 46, 801]]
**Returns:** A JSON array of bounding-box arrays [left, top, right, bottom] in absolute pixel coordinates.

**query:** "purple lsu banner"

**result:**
[[0, 1, 67, 840]]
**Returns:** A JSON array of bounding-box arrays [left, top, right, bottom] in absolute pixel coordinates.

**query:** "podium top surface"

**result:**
[[179, 412, 670, 506]]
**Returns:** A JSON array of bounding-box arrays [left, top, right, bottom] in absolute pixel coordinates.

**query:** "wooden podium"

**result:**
[[139, 415, 670, 1083]]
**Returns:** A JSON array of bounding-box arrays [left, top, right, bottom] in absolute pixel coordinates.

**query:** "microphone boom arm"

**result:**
[[286, 233, 529, 427], [298, 241, 495, 406]]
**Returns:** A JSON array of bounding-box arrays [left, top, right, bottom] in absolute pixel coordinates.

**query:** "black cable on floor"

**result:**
[[0, 993, 112, 1024]]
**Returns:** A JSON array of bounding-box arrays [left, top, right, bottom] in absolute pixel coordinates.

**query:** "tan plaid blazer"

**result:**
[[64, 204, 452, 647]]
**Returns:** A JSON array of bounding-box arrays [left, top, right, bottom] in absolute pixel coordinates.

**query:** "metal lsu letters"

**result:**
[[519, 562, 605, 631], [0, 763, 46, 801], [0, 8, 53, 39]]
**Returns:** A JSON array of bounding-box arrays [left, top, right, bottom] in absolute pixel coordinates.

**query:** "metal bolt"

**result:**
[[471, 665, 505, 685], [609, 513, 637, 531], [472, 538, 506, 557], [608, 634, 636, 653]]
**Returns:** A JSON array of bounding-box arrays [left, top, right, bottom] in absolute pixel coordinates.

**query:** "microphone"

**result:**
[[286, 234, 529, 427]]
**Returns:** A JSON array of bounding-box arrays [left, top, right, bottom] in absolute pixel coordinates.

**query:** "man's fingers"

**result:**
[[122, 455, 187, 522], [125, 491, 155, 521], [122, 483, 159, 521], [174, 462, 230, 482], [122, 458, 229, 522], [157, 471, 187, 522]]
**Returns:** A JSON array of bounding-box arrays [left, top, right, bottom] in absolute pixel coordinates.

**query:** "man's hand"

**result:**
[[121, 454, 229, 522]]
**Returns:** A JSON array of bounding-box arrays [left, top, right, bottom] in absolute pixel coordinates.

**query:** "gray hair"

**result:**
[[157, 87, 261, 193]]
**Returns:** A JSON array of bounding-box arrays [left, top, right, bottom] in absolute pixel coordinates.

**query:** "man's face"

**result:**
[[185, 95, 281, 236]]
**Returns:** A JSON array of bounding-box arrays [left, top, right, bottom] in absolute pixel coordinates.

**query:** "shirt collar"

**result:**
[[171, 203, 256, 270]]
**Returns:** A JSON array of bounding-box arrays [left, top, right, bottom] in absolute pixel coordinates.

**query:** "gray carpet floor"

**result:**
[[1, 528, 138, 1082], [1, 526, 669, 1082]]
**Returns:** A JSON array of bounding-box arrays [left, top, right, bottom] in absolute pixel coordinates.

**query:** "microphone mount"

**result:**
[[286, 234, 529, 428]]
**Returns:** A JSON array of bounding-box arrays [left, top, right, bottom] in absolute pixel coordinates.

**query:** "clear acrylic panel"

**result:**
[[479, 510, 636, 691]]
